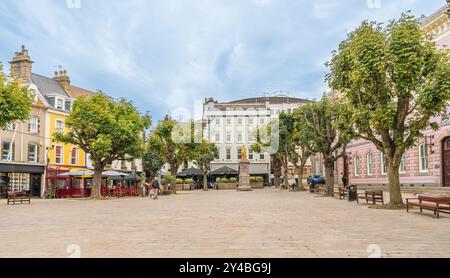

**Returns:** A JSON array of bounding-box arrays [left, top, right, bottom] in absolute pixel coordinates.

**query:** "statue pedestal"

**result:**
[[238, 160, 252, 191]]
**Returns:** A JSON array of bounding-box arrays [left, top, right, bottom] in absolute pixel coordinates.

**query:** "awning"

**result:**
[[177, 167, 203, 177], [210, 166, 238, 176], [0, 164, 45, 174]]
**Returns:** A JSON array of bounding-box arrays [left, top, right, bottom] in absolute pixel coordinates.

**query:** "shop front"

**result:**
[[0, 163, 45, 197]]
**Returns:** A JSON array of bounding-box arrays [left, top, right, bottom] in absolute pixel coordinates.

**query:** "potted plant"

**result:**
[[217, 177, 238, 190], [184, 178, 194, 190], [250, 176, 264, 189]]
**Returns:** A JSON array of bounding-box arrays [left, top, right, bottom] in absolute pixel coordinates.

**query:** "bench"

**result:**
[[333, 187, 347, 200], [407, 196, 450, 219], [7, 192, 31, 205], [357, 190, 384, 205], [314, 185, 328, 196]]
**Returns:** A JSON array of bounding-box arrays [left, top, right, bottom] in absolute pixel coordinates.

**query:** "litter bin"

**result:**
[[347, 185, 357, 201]]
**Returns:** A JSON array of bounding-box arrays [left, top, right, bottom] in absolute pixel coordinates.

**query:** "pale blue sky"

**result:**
[[0, 0, 445, 121]]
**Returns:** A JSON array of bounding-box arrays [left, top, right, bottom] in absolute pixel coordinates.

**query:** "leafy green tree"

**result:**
[[143, 147, 165, 180], [55, 93, 151, 198], [0, 64, 33, 128], [296, 99, 348, 196], [147, 118, 193, 193], [326, 14, 450, 207], [191, 140, 218, 191]]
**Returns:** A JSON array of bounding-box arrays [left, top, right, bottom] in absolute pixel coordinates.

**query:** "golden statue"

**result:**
[[241, 145, 248, 161]]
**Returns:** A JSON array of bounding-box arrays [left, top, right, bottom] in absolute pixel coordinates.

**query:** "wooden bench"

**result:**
[[407, 196, 450, 219], [334, 187, 347, 200], [357, 190, 384, 205], [7, 191, 31, 205]]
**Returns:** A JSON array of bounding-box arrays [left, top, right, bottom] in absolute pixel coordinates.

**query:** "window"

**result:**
[[237, 148, 242, 160], [56, 98, 64, 109], [237, 131, 243, 143], [215, 132, 220, 143], [6, 123, 16, 131], [226, 131, 232, 143], [237, 118, 243, 125], [248, 118, 254, 125], [215, 118, 220, 125], [8, 173, 30, 192], [226, 148, 231, 160], [55, 146, 63, 164], [367, 153, 373, 176], [249, 149, 254, 160], [381, 153, 387, 175], [2, 141, 13, 161], [260, 152, 265, 160], [226, 118, 232, 125], [399, 154, 406, 173], [28, 144, 38, 163], [419, 144, 428, 173], [259, 118, 265, 125], [248, 130, 255, 142], [354, 156, 360, 176], [29, 116, 38, 133], [445, 138, 450, 151], [56, 120, 64, 132], [71, 148, 78, 165]]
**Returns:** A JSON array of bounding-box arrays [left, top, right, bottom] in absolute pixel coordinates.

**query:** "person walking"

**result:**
[[151, 177, 160, 200]]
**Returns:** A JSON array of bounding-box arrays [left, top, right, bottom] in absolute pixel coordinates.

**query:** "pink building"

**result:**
[[316, 4, 450, 188]]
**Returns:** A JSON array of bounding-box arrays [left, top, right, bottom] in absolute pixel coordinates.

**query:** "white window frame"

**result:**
[[215, 118, 220, 125], [55, 145, 64, 165], [367, 153, 373, 176], [70, 147, 78, 165], [215, 132, 220, 143], [56, 98, 64, 110], [237, 131, 243, 143], [260, 152, 265, 160], [381, 153, 387, 175], [354, 156, 360, 177], [399, 154, 406, 174], [2, 141, 12, 161], [6, 122, 16, 131], [55, 119, 65, 133], [226, 131, 232, 143], [249, 149, 254, 160], [237, 148, 242, 160], [28, 143, 38, 163], [226, 148, 231, 160], [29, 116, 38, 133], [419, 144, 428, 173], [226, 118, 232, 125], [248, 118, 254, 125]]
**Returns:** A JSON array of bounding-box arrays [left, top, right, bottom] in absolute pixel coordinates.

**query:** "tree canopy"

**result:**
[[0, 64, 33, 129], [326, 13, 450, 206]]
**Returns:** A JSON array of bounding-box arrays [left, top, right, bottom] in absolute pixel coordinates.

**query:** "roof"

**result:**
[[226, 96, 313, 105], [68, 85, 97, 99], [30, 73, 69, 97]]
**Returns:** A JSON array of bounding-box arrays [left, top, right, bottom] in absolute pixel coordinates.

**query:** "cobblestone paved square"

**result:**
[[1, 188, 449, 258]]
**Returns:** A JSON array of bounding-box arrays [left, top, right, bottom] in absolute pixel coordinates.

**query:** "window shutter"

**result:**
[[28, 122, 31, 132], [38, 117, 41, 134], [12, 142, 15, 161], [36, 145, 40, 163]]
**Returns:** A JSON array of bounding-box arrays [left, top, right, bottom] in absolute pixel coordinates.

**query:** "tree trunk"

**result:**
[[91, 161, 103, 199], [324, 158, 335, 197], [388, 164, 404, 206], [203, 172, 208, 191], [296, 164, 306, 191], [282, 156, 289, 189], [170, 164, 177, 194], [273, 158, 282, 188]]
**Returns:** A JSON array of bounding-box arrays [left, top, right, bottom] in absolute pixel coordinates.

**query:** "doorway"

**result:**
[[31, 174, 42, 197], [443, 137, 450, 187]]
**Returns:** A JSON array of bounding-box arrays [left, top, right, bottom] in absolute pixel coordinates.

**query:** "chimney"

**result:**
[[53, 69, 71, 91], [9, 45, 34, 81]]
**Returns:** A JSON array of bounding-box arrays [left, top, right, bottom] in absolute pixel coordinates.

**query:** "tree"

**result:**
[[147, 118, 192, 193], [296, 99, 348, 196], [191, 140, 218, 191], [55, 93, 150, 198], [143, 147, 165, 180], [0, 64, 33, 129], [326, 13, 450, 207], [291, 108, 317, 191]]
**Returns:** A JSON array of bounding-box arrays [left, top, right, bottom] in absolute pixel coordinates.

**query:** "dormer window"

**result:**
[[56, 98, 64, 110]]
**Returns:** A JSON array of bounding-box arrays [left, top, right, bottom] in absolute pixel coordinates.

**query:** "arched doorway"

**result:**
[[443, 137, 450, 187]]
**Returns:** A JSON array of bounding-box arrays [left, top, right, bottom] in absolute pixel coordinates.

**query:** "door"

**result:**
[[30, 174, 42, 197], [443, 138, 450, 187]]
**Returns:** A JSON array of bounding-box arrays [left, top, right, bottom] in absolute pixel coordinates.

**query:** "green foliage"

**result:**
[[162, 174, 176, 185], [216, 177, 237, 183], [184, 178, 194, 183], [229, 177, 237, 183], [176, 178, 184, 184], [55, 93, 150, 166], [0, 64, 33, 128], [191, 140, 218, 174], [326, 12, 450, 205], [143, 147, 164, 179], [250, 176, 264, 183]]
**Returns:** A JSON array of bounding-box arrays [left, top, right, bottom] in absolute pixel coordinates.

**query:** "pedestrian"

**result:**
[[152, 177, 160, 200]]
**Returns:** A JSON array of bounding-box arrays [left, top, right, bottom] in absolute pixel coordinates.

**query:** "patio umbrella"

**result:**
[[58, 170, 94, 177], [102, 170, 129, 177], [177, 167, 203, 178], [210, 166, 238, 176]]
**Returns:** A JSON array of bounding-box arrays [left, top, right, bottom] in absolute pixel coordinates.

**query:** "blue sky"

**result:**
[[0, 0, 445, 121]]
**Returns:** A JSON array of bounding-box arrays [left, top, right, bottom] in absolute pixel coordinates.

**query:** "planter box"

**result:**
[[218, 183, 237, 190], [176, 184, 192, 191], [250, 182, 264, 189]]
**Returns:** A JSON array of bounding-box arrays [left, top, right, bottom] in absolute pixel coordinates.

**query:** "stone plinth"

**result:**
[[238, 160, 252, 191]]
